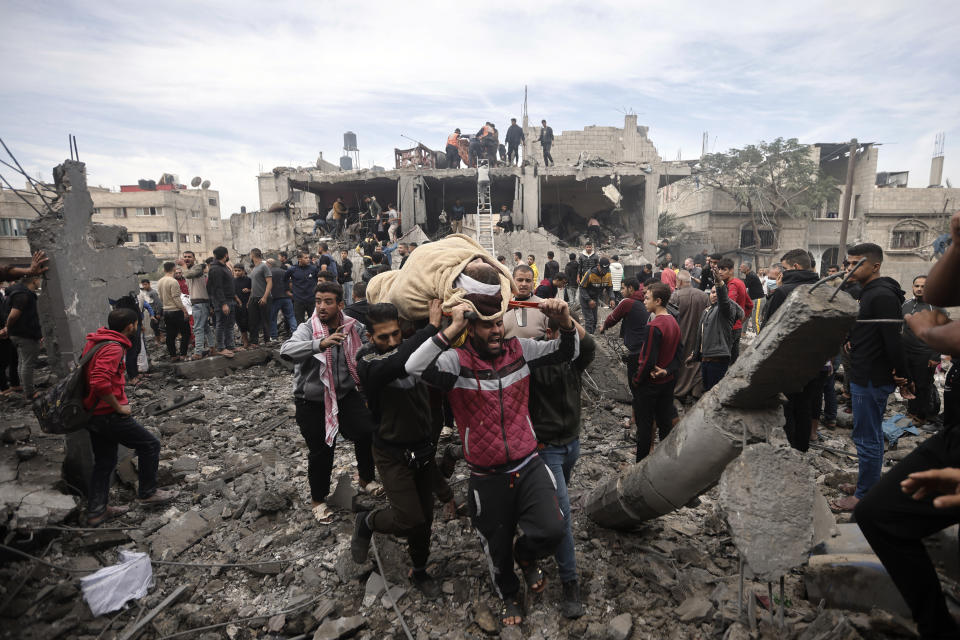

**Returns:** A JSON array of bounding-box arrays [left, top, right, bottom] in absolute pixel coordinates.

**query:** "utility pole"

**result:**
[[837, 138, 858, 258]]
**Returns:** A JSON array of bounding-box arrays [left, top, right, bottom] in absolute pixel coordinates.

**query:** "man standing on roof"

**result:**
[[537, 120, 555, 167], [505, 118, 524, 166], [446, 129, 462, 169]]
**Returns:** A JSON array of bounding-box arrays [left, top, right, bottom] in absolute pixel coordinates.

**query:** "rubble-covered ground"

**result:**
[[0, 326, 954, 639]]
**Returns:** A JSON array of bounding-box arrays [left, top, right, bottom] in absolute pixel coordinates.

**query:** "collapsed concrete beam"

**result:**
[[585, 285, 858, 529]]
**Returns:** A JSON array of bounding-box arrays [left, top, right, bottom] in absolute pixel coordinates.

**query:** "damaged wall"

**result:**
[[229, 209, 299, 256], [28, 160, 158, 375]]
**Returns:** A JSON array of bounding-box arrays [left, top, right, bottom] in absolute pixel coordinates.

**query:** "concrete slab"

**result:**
[[149, 510, 213, 559], [719, 444, 815, 580], [172, 348, 271, 379]]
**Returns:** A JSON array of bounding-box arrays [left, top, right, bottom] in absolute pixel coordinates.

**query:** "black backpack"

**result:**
[[32, 341, 120, 434]]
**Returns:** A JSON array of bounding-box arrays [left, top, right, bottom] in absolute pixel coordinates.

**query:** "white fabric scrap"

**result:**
[[80, 550, 154, 616]]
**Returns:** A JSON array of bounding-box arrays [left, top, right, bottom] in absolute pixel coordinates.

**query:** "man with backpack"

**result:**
[[82, 308, 178, 526]]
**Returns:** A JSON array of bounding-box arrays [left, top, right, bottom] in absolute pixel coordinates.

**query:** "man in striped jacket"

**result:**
[[406, 296, 578, 626]]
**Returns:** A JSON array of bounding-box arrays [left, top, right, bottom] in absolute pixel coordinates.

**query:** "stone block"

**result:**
[[804, 554, 910, 618]]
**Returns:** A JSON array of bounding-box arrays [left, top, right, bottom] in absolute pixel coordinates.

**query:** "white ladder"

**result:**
[[475, 160, 496, 256]]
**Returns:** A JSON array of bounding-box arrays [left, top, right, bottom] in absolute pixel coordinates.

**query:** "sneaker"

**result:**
[[138, 488, 179, 507], [410, 569, 442, 599], [561, 580, 585, 619], [351, 511, 372, 563]]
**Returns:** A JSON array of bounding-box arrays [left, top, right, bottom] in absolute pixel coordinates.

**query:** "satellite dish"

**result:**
[[191, 176, 202, 187], [201, 180, 211, 190]]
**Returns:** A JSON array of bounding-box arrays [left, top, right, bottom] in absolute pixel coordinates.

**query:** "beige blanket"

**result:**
[[366, 234, 516, 320]]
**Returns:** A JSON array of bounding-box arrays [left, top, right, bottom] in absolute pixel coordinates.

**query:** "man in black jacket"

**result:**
[[529, 318, 594, 619], [901, 275, 945, 423], [1, 274, 42, 400], [206, 246, 237, 357], [834, 243, 913, 512], [505, 118, 524, 166], [854, 211, 960, 640], [352, 301, 443, 598], [761, 249, 821, 451]]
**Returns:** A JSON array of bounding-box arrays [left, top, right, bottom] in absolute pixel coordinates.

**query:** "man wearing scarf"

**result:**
[[280, 281, 381, 523]]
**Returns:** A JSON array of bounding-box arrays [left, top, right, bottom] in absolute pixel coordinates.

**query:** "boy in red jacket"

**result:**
[[83, 308, 178, 526]]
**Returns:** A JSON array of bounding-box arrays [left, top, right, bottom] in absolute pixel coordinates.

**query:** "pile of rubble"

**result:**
[[0, 322, 954, 639]]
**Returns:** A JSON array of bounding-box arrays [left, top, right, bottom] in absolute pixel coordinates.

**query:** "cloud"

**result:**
[[1, 0, 959, 215]]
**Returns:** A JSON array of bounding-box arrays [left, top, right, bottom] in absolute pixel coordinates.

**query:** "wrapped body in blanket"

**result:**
[[365, 234, 517, 320]]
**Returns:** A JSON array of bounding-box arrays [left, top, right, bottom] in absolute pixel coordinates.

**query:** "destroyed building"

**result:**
[[661, 141, 959, 286], [231, 115, 692, 257]]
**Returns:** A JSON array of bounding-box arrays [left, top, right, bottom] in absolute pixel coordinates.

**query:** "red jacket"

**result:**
[[726, 277, 753, 331], [81, 328, 132, 415]]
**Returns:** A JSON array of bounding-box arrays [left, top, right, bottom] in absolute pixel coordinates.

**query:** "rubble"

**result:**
[[0, 300, 955, 639]]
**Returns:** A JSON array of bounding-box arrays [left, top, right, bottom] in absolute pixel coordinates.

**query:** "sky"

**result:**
[[1, 0, 958, 217]]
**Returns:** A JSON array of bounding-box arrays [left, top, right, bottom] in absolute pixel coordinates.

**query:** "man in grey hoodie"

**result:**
[[688, 265, 743, 391]]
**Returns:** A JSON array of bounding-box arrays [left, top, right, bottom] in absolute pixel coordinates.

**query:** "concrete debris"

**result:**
[[607, 612, 632, 640], [0, 291, 953, 639], [675, 595, 714, 623], [719, 443, 816, 580], [312, 615, 366, 640], [585, 284, 858, 529]]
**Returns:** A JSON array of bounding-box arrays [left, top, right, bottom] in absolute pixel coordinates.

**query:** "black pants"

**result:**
[[0, 338, 19, 390], [730, 328, 742, 363], [856, 427, 960, 639], [445, 144, 461, 168], [469, 455, 565, 599], [633, 380, 677, 461], [542, 143, 553, 166], [163, 310, 190, 357], [428, 390, 454, 503], [507, 142, 520, 165], [370, 447, 435, 568], [87, 414, 161, 516], [907, 356, 938, 420], [294, 393, 376, 503], [126, 327, 142, 378], [247, 296, 271, 344], [783, 375, 819, 452], [293, 300, 313, 326]]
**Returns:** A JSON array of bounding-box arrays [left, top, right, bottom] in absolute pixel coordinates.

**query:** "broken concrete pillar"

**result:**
[[27, 160, 158, 495], [585, 284, 858, 529], [28, 160, 158, 373], [398, 174, 426, 228], [520, 168, 540, 231], [642, 170, 659, 244]]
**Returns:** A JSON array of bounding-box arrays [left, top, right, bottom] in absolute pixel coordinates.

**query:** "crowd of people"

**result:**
[[9, 209, 960, 635]]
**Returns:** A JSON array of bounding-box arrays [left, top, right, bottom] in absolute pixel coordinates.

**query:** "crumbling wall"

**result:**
[[28, 160, 158, 375], [229, 209, 298, 256]]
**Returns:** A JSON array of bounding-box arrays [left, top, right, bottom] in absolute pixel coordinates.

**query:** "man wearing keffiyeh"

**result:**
[[279, 281, 382, 523]]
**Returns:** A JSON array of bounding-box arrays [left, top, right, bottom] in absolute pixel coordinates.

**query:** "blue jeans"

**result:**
[[538, 440, 580, 583], [270, 296, 296, 339], [87, 414, 161, 516], [192, 301, 216, 355], [851, 381, 893, 498], [214, 302, 236, 350], [342, 281, 354, 306]]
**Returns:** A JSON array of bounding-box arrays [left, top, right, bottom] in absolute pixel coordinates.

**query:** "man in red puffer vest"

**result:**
[[82, 308, 178, 526], [406, 294, 578, 626]]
